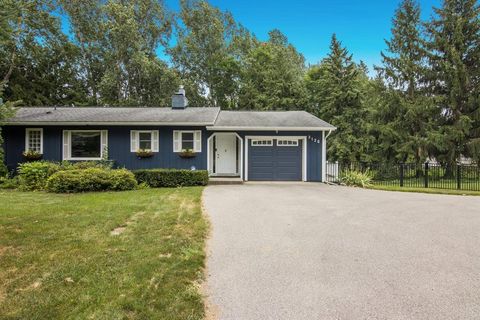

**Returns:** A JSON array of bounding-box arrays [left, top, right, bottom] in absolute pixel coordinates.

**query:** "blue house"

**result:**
[[2, 87, 336, 182]]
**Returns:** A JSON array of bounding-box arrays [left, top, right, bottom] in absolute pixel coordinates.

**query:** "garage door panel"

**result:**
[[248, 139, 302, 181]]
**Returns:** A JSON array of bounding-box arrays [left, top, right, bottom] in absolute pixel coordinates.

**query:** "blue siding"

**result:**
[[2, 126, 207, 171], [2, 126, 323, 181]]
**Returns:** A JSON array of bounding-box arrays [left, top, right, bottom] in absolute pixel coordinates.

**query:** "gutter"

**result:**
[[4, 121, 216, 126], [206, 126, 337, 131]]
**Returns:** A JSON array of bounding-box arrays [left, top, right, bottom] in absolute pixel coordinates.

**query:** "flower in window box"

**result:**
[[135, 149, 154, 158], [22, 150, 43, 161], [179, 149, 196, 158]]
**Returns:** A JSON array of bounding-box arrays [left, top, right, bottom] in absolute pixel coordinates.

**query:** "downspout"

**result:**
[[325, 129, 333, 139]]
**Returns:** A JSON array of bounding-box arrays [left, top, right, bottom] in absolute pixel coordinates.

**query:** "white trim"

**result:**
[[8, 121, 215, 126], [322, 131, 326, 182], [303, 137, 307, 182], [207, 126, 336, 131], [63, 130, 108, 161], [207, 134, 214, 174], [207, 132, 243, 179], [130, 130, 159, 152], [277, 139, 299, 147], [244, 136, 307, 182], [25, 128, 43, 153], [251, 139, 273, 146], [173, 130, 202, 152]]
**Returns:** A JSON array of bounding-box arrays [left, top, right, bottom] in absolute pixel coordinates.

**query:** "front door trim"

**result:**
[[207, 132, 243, 180]]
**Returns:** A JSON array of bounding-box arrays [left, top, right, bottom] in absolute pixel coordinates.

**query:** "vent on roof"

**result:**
[[172, 85, 188, 109]]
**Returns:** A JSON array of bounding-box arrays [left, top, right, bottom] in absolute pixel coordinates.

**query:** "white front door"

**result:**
[[215, 134, 237, 175]]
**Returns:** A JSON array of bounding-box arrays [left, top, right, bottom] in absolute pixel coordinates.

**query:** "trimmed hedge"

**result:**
[[46, 168, 137, 193], [133, 169, 209, 188]]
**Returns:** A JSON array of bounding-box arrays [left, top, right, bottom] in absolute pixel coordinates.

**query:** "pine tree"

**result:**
[[425, 0, 480, 166], [375, 0, 436, 167], [308, 34, 368, 163]]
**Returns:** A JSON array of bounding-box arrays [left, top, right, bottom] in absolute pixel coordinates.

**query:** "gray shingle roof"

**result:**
[[210, 111, 335, 130], [6, 107, 335, 130], [7, 107, 221, 125]]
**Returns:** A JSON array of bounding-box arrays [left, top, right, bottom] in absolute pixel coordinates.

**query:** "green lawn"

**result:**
[[0, 188, 208, 320]]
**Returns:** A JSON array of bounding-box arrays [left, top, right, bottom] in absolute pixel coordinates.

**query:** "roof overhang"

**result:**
[[5, 121, 215, 126], [206, 126, 336, 131]]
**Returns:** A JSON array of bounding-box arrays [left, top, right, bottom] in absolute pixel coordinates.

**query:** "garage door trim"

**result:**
[[245, 136, 307, 181]]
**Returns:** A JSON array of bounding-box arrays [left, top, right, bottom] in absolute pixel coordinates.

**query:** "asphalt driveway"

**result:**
[[203, 183, 480, 320]]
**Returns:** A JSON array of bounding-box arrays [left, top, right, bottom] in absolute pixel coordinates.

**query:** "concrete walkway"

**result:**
[[203, 183, 480, 320]]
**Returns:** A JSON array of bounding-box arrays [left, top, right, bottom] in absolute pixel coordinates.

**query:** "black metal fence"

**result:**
[[325, 161, 480, 191]]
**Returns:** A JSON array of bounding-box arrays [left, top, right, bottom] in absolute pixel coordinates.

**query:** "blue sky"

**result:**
[[165, 0, 441, 71]]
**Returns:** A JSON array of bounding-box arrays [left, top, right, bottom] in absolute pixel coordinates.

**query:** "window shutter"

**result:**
[[24, 129, 29, 152], [101, 130, 108, 158], [194, 131, 202, 152], [152, 130, 159, 152], [62, 130, 70, 160], [131, 131, 138, 152], [173, 131, 181, 152]]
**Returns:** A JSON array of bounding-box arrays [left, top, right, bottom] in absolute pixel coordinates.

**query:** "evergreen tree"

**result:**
[[307, 34, 368, 162], [425, 0, 480, 165], [375, 0, 436, 166]]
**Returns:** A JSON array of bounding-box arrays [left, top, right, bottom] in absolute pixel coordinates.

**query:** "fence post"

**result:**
[[457, 164, 461, 190], [424, 162, 429, 188], [399, 163, 404, 187]]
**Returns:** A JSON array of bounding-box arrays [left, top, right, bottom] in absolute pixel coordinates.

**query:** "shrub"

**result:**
[[0, 176, 19, 189], [0, 164, 7, 177], [46, 168, 137, 193], [133, 169, 208, 188], [18, 161, 62, 191], [62, 160, 114, 170], [340, 169, 373, 188]]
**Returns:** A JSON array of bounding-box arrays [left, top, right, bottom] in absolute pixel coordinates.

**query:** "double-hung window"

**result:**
[[130, 130, 159, 152], [173, 130, 201, 152], [63, 130, 108, 160], [25, 128, 43, 153]]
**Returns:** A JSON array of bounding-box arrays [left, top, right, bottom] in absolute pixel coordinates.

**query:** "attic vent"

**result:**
[[172, 85, 188, 109]]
